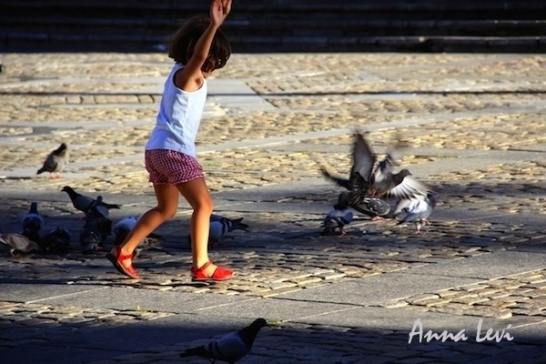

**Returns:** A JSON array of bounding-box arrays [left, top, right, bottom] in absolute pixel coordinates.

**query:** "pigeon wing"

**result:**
[[351, 132, 376, 184], [385, 176, 430, 200]]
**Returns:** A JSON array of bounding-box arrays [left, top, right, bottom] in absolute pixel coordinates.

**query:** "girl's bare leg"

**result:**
[[176, 177, 218, 276], [116, 183, 179, 269]]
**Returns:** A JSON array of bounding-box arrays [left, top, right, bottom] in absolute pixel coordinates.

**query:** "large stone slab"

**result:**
[[275, 274, 482, 306], [37, 286, 256, 313]]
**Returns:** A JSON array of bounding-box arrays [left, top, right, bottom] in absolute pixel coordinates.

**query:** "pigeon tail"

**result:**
[[229, 218, 250, 232]]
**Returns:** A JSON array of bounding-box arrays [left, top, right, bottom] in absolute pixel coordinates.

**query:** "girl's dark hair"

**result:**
[[168, 15, 231, 73]]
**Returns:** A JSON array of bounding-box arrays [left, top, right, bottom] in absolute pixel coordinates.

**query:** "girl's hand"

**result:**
[[210, 0, 231, 27]]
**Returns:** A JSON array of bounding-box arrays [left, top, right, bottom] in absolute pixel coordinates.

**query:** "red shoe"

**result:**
[[106, 246, 140, 279], [191, 261, 234, 282]]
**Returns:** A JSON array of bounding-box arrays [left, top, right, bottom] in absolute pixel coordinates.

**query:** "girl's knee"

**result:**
[[155, 207, 177, 220], [196, 198, 214, 215]]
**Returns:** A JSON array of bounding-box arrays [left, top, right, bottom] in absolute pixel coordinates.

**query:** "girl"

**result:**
[[107, 0, 234, 281]]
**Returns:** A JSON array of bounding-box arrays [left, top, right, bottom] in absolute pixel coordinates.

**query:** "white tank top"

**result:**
[[145, 63, 207, 158]]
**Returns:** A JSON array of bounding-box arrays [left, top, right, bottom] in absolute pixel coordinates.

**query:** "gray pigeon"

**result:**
[[321, 131, 429, 205], [112, 216, 139, 245], [337, 192, 392, 220], [395, 193, 437, 234], [0, 231, 40, 257], [62, 186, 121, 214], [37, 143, 69, 178], [79, 205, 112, 253], [321, 206, 354, 236], [21, 201, 44, 244], [113, 216, 164, 255], [189, 214, 249, 247], [180, 318, 268, 364], [41, 226, 71, 254]]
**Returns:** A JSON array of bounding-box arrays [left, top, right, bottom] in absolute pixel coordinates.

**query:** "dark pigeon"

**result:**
[[79, 205, 112, 253], [41, 226, 71, 254], [321, 131, 429, 206], [21, 201, 44, 244], [62, 186, 121, 214], [180, 318, 268, 364], [37, 142, 69, 178]]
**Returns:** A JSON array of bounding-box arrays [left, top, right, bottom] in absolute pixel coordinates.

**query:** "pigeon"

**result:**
[[210, 215, 249, 245], [180, 318, 268, 364], [395, 193, 437, 234], [321, 205, 354, 236], [337, 192, 392, 220], [135, 234, 165, 257], [320, 131, 376, 206], [113, 216, 164, 255], [321, 131, 430, 204], [112, 216, 139, 245], [41, 226, 71, 254], [79, 222, 103, 254], [79, 205, 112, 253], [37, 143, 69, 178], [189, 214, 250, 247], [86, 195, 116, 218], [0, 231, 40, 257], [21, 201, 44, 244], [62, 186, 121, 214]]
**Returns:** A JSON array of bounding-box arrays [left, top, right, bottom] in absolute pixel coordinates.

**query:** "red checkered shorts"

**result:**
[[145, 149, 204, 185]]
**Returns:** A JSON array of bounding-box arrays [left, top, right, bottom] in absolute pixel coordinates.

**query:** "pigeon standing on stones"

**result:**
[[113, 216, 164, 255], [209, 215, 249, 246], [79, 205, 112, 253], [180, 318, 268, 364], [37, 143, 69, 178], [41, 226, 71, 254], [395, 193, 437, 234], [21, 202, 44, 244], [321, 194, 354, 236], [321, 206, 354, 236], [62, 186, 121, 214], [112, 216, 139, 245], [189, 214, 249, 248], [0, 228, 40, 257]]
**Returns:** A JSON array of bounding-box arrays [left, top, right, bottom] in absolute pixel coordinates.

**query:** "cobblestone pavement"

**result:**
[[0, 52, 545, 363]]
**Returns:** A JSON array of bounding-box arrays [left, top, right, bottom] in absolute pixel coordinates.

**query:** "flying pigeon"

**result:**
[[337, 192, 392, 220], [41, 226, 71, 254], [321, 131, 429, 205], [37, 143, 69, 178], [321, 205, 354, 236], [21, 201, 44, 244], [62, 186, 121, 214], [189, 214, 250, 248], [180, 318, 268, 364], [0, 231, 40, 257], [395, 193, 437, 234]]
